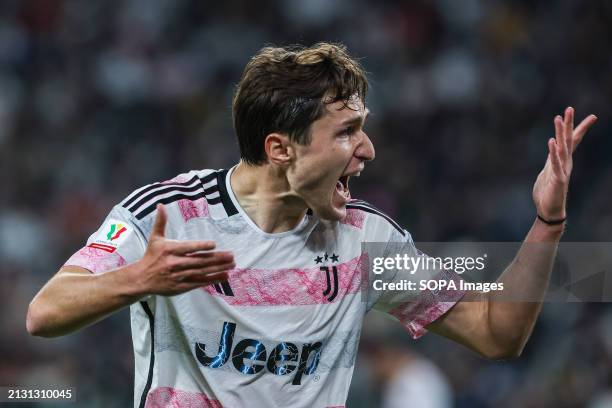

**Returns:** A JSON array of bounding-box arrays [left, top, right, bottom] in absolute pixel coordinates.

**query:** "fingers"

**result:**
[[189, 271, 230, 285], [554, 115, 564, 159], [555, 107, 573, 162], [555, 106, 597, 154], [174, 275, 230, 293], [564, 107, 574, 155], [150, 204, 167, 238], [572, 114, 598, 152], [173, 262, 235, 282], [556, 112, 568, 162], [548, 138, 565, 179], [168, 251, 234, 272], [169, 240, 216, 255]]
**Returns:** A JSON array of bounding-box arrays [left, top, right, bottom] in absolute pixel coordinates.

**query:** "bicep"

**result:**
[[35, 266, 94, 297], [58, 265, 94, 275]]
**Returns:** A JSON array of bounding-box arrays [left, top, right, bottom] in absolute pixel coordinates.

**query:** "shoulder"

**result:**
[[345, 199, 408, 239], [118, 168, 236, 222]]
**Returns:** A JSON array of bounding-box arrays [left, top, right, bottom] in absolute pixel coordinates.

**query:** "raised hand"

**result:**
[[532, 107, 597, 222], [135, 204, 235, 296]]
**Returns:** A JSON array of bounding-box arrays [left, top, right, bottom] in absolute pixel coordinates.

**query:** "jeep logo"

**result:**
[[195, 322, 323, 385]]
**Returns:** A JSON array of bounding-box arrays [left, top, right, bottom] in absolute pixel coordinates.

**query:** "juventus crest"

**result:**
[[314, 252, 340, 302]]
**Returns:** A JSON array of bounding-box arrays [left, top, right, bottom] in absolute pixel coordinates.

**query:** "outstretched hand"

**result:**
[[136, 204, 235, 296], [532, 107, 597, 222]]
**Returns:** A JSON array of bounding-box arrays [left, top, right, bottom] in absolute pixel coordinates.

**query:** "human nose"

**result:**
[[355, 132, 375, 162]]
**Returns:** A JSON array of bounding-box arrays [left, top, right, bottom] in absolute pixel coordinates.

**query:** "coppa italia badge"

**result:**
[[87, 219, 132, 253], [106, 223, 127, 241]]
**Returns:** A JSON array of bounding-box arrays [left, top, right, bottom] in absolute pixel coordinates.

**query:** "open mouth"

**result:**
[[335, 175, 351, 199]]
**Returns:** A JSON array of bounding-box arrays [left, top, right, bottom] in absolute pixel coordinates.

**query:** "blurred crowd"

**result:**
[[0, 0, 610, 407]]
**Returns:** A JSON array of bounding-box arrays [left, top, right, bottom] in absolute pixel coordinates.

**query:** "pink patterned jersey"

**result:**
[[64, 166, 465, 408]]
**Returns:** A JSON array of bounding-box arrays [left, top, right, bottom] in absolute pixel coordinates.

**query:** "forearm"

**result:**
[[27, 263, 147, 338], [428, 108, 596, 359], [486, 216, 564, 351]]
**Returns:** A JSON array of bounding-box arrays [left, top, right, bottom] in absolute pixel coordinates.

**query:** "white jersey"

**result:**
[[65, 166, 464, 408]]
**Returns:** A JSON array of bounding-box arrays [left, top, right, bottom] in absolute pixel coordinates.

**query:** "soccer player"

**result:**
[[27, 43, 597, 407]]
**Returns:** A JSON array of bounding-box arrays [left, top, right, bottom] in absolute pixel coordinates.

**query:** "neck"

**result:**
[[230, 161, 308, 234]]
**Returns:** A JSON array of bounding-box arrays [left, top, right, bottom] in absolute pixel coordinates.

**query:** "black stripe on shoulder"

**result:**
[[207, 196, 222, 205], [346, 200, 406, 236], [203, 185, 219, 196], [122, 175, 200, 209], [138, 301, 155, 408], [134, 191, 207, 220], [199, 171, 217, 185], [127, 183, 203, 213], [128, 170, 220, 220], [215, 169, 238, 217]]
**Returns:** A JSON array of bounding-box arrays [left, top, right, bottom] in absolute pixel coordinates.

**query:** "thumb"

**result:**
[[150, 204, 167, 238]]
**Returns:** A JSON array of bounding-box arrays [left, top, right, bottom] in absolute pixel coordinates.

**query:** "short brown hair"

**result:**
[[232, 42, 368, 165]]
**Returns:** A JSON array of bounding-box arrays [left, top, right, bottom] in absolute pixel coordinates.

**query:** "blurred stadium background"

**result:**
[[1, 0, 611, 407]]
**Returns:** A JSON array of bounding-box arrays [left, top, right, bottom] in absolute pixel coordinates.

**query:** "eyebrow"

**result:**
[[338, 108, 370, 127]]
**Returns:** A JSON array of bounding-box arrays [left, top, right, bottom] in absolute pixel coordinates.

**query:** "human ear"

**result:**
[[264, 133, 294, 165]]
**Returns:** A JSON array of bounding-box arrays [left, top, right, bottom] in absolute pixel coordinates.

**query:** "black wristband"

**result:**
[[537, 214, 567, 225]]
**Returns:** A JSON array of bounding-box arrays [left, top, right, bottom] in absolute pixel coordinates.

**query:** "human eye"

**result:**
[[338, 126, 356, 137]]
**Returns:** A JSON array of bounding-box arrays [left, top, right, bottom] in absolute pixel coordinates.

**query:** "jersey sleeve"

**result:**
[[64, 204, 147, 274], [359, 204, 465, 339]]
